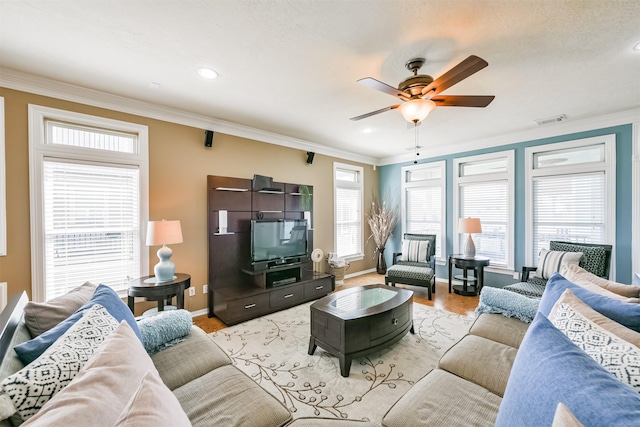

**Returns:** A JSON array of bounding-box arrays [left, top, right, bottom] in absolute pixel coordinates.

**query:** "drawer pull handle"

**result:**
[[392, 318, 398, 325], [284, 294, 294, 299], [244, 304, 256, 309], [315, 286, 324, 290]]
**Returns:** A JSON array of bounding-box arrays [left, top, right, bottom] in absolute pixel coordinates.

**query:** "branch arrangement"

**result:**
[[366, 194, 399, 253]]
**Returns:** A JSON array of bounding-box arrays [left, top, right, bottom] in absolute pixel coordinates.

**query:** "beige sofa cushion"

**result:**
[[151, 326, 231, 390], [561, 263, 640, 299], [23, 282, 97, 337], [438, 335, 517, 397], [288, 419, 378, 426], [469, 313, 529, 349], [382, 368, 501, 427], [173, 364, 291, 427]]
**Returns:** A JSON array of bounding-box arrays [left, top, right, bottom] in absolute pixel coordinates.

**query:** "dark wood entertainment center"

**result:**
[[207, 175, 334, 324]]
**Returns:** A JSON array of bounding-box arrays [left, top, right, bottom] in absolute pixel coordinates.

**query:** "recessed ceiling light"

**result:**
[[634, 41, 640, 51], [197, 67, 219, 79], [362, 128, 373, 134]]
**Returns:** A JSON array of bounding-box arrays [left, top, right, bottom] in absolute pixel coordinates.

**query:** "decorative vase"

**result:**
[[376, 246, 387, 274]]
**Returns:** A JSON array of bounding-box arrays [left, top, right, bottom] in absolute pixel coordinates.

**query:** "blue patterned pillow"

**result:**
[[495, 312, 640, 426], [539, 273, 640, 332], [14, 284, 142, 365]]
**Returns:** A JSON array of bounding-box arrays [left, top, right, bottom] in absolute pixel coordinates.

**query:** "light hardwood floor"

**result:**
[[193, 272, 480, 333]]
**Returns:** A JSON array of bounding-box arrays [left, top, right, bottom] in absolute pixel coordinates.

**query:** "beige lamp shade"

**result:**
[[458, 217, 482, 234], [146, 220, 183, 246]]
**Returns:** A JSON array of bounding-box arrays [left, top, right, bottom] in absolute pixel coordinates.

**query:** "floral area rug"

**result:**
[[209, 301, 474, 424]]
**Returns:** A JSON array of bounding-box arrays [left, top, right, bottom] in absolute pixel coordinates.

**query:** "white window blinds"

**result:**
[[459, 181, 509, 266], [405, 186, 442, 257], [43, 160, 140, 299], [532, 172, 606, 261], [334, 163, 363, 259]]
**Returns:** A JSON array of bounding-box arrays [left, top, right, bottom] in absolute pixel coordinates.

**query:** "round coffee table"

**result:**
[[308, 284, 414, 377], [127, 273, 191, 313]]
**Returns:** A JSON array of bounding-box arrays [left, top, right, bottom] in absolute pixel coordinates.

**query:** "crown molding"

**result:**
[[379, 108, 640, 165], [0, 68, 377, 166]]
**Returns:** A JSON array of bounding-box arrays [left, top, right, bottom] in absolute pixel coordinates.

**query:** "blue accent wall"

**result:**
[[379, 123, 634, 286]]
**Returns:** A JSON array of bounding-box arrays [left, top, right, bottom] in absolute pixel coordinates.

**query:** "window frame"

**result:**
[[333, 162, 364, 261], [453, 150, 515, 272], [524, 134, 616, 274], [28, 105, 149, 301], [400, 161, 446, 262]]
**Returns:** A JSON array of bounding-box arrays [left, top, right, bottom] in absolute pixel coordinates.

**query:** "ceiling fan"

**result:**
[[350, 55, 495, 124]]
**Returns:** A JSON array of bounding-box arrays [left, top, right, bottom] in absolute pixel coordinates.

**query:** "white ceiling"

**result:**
[[1, 0, 639, 164]]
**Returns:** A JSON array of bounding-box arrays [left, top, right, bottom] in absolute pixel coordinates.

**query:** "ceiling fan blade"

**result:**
[[349, 104, 400, 121], [421, 55, 489, 96], [357, 77, 410, 100], [431, 95, 495, 107]]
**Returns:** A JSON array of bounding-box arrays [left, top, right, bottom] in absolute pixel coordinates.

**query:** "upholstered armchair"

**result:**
[[503, 241, 613, 298], [385, 234, 437, 300]]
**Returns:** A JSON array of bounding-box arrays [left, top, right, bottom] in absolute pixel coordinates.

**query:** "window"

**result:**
[[525, 135, 615, 268], [333, 162, 364, 260], [454, 151, 514, 270], [29, 105, 149, 301], [401, 161, 446, 260]]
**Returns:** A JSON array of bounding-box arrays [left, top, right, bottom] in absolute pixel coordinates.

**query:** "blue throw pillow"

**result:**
[[538, 273, 640, 332], [137, 309, 193, 354], [14, 284, 142, 365], [496, 312, 640, 426]]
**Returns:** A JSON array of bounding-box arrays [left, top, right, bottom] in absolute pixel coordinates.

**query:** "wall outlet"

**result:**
[[512, 272, 520, 280], [188, 287, 196, 297], [203, 284, 208, 294]]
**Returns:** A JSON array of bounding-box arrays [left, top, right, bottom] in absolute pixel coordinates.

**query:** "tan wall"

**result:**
[[0, 88, 378, 314]]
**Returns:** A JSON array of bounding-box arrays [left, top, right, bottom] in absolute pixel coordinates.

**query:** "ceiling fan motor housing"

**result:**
[[398, 75, 434, 96]]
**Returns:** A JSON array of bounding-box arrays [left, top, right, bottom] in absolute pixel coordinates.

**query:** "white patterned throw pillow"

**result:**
[[0, 304, 119, 421], [551, 301, 640, 392], [401, 239, 430, 263], [534, 248, 583, 280]]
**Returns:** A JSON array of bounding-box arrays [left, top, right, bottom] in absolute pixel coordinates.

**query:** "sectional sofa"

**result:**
[[1, 265, 639, 426]]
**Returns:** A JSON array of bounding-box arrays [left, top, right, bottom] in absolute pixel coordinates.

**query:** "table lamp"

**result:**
[[459, 217, 482, 258], [146, 220, 183, 282]]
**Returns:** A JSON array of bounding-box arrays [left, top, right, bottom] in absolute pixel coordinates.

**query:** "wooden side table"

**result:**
[[127, 273, 191, 313], [448, 255, 490, 296]]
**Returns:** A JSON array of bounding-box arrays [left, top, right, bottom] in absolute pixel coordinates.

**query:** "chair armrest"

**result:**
[[392, 252, 402, 265], [429, 255, 435, 269], [521, 266, 537, 281]]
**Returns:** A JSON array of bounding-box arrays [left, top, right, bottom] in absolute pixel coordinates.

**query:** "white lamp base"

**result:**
[[463, 234, 476, 258], [154, 245, 176, 282]]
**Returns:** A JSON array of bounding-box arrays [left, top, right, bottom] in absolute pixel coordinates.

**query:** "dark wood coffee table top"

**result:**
[[310, 284, 413, 320], [309, 284, 414, 377]]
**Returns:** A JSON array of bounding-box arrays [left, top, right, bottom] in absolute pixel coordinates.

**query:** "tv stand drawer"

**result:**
[[227, 293, 270, 321], [270, 285, 304, 309]]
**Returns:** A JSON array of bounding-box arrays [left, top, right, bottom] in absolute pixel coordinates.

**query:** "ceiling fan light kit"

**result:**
[[398, 98, 436, 123]]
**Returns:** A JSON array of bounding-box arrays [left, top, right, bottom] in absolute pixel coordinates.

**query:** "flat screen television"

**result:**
[[251, 219, 308, 269]]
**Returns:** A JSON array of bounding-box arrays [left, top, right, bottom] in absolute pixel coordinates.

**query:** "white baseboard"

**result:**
[[344, 268, 376, 279], [190, 308, 208, 318]]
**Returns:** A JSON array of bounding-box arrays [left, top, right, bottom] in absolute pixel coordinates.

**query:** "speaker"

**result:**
[[204, 130, 214, 147], [218, 210, 227, 234], [306, 151, 315, 164]]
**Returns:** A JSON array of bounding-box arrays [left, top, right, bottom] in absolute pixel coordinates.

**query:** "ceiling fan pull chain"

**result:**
[[414, 123, 420, 164]]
